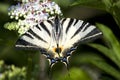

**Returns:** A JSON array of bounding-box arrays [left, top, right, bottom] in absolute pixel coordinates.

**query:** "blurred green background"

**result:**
[[0, 0, 120, 80]]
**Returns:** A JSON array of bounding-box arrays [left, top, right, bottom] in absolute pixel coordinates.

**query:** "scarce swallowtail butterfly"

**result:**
[[15, 16, 102, 67]]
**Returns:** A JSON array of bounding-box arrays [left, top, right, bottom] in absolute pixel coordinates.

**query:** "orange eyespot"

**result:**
[[53, 46, 63, 53]]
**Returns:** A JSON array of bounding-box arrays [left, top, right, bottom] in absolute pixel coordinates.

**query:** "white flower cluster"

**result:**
[[8, 0, 62, 35]]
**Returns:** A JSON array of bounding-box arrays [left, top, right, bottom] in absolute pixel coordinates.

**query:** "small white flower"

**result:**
[[8, 0, 63, 35]]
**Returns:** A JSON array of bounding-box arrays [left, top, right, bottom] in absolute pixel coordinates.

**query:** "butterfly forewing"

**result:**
[[15, 20, 53, 50], [61, 18, 102, 47]]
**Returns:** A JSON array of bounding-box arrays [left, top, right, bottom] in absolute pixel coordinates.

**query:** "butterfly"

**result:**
[[15, 16, 102, 67]]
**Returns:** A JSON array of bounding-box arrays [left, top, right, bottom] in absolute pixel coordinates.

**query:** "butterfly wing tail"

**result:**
[[80, 25, 102, 43]]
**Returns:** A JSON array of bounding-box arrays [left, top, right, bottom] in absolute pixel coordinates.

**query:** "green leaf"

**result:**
[[71, 0, 106, 10], [96, 23, 120, 62], [57, 67, 92, 80], [115, 0, 120, 8], [88, 43, 120, 68], [101, 0, 113, 11], [111, 5, 120, 28], [53, 0, 71, 8], [91, 60, 120, 80], [101, 0, 120, 28], [0, 3, 9, 14], [70, 0, 120, 29], [0, 63, 26, 80], [72, 53, 120, 80], [72, 53, 104, 64]]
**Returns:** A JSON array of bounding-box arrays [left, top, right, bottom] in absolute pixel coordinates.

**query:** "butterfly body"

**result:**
[[16, 16, 102, 67]]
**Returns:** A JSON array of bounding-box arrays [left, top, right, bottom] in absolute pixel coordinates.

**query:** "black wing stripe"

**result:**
[[66, 18, 74, 33], [71, 21, 88, 39], [36, 25, 41, 31], [81, 28, 102, 41], [73, 19, 79, 26], [54, 16, 60, 33], [28, 29, 47, 43], [47, 20, 53, 26], [40, 22, 51, 36], [15, 39, 39, 49], [16, 39, 34, 46], [82, 23, 91, 32], [24, 33, 34, 39], [61, 18, 66, 26]]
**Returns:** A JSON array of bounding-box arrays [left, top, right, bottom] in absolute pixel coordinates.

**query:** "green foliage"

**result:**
[[0, 60, 26, 80], [69, 0, 120, 80], [0, 3, 9, 14], [71, 0, 120, 28], [87, 24, 120, 80], [72, 52, 120, 79], [71, 0, 106, 10], [1, 0, 120, 80], [91, 23, 120, 67], [56, 68, 92, 80], [68, 0, 120, 79], [53, 0, 71, 8]]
